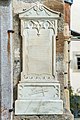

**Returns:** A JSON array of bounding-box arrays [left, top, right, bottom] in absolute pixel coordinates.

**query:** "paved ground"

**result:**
[[74, 118, 80, 120]]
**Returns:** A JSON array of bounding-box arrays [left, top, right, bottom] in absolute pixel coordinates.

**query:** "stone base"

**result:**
[[15, 100, 63, 115], [15, 77, 63, 115], [13, 114, 74, 120]]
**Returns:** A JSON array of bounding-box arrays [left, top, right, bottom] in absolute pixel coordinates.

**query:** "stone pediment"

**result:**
[[19, 2, 60, 19]]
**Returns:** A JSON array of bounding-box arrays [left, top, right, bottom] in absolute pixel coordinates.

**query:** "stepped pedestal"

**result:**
[[15, 76, 63, 115]]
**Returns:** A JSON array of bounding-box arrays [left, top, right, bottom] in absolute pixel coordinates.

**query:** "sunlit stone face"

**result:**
[[24, 28, 53, 75], [15, 3, 63, 115]]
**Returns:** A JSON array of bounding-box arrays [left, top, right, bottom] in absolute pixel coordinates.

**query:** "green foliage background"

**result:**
[[69, 86, 80, 117]]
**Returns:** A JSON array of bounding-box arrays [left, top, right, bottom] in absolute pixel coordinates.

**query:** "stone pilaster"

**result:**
[[0, 0, 13, 120]]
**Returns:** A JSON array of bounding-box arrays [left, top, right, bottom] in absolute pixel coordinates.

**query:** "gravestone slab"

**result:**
[[15, 2, 63, 115]]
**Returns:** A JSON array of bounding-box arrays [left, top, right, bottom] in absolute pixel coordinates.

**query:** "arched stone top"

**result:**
[[19, 2, 61, 19]]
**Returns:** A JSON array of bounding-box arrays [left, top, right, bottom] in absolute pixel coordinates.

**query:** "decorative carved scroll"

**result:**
[[24, 20, 55, 35]]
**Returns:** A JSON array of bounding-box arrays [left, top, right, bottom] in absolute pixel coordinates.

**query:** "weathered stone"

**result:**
[[0, 0, 13, 120], [0, 0, 74, 119], [15, 2, 63, 115], [14, 114, 74, 120]]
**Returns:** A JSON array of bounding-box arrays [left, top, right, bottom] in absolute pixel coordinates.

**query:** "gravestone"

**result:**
[[15, 2, 63, 115]]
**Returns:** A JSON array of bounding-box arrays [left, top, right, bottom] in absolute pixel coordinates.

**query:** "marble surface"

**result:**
[[24, 29, 52, 75], [20, 2, 58, 77], [15, 100, 63, 115], [15, 2, 63, 115], [18, 82, 60, 100]]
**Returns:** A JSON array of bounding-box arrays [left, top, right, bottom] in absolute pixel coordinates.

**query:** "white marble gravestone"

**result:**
[[15, 2, 63, 115]]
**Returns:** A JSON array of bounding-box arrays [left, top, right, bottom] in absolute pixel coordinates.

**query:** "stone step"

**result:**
[[15, 100, 63, 115]]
